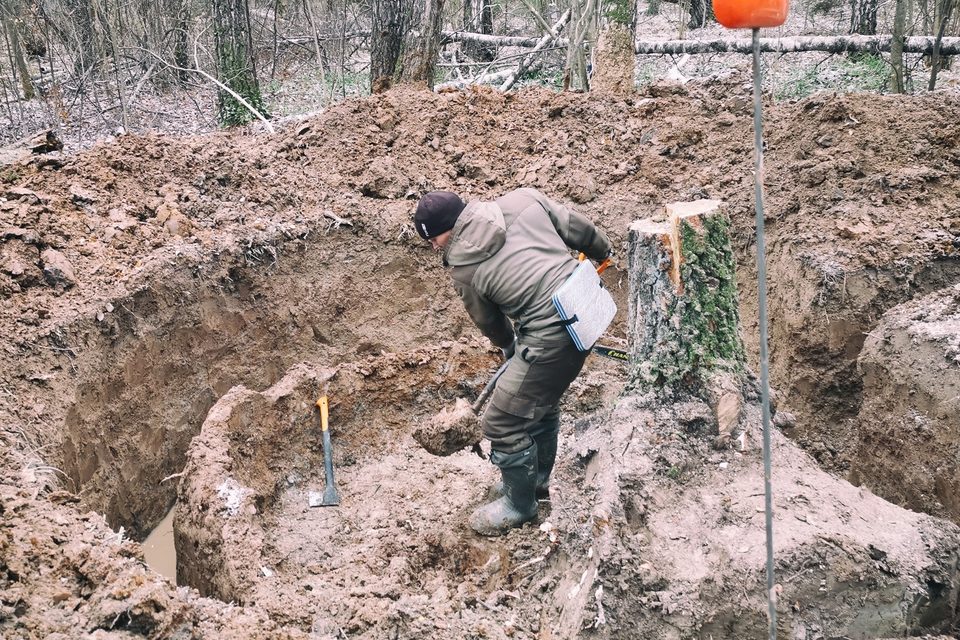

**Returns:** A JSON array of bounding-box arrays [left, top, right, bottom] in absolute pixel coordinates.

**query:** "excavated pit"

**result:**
[[50, 232, 449, 541], [3, 85, 960, 638]]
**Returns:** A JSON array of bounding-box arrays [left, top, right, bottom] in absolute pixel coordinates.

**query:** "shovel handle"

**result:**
[[471, 359, 510, 415], [317, 396, 329, 432]]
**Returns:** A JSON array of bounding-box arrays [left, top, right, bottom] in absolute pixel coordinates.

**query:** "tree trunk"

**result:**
[[212, 0, 267, 126], [463, 0, 474, 51], [370, 0, 404, 92], [1, 2, 35, 99], [397, 0, 446, 88], [463, 0, 494, 60], [303, 0, 328, 95], [592, 0, 636, 95], [849, 0, 878, 35], [928, 0, 958, 90], [688, 0, 712, 28], [564, 0, 597, 91], [479, 0, 494, 55], [172, 0, 191, 81], [64, 0, 97, 77], [627, 200, 746, 398], [890, 0, 908, 93]]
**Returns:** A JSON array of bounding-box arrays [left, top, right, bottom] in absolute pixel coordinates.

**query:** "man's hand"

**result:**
[[501, 338, 517, 361]]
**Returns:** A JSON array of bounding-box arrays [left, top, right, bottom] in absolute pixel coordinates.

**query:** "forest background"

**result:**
[[0, 0, 957, 152]]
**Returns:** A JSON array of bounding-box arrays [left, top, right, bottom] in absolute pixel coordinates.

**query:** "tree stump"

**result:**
[[627, 199, 747, 441]]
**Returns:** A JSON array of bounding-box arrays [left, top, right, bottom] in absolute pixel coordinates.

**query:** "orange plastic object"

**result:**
[[713, 0, 789, 28]]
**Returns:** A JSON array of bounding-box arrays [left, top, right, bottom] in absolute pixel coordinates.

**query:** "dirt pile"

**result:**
[[568, 387, 960, 638], [1, 79, 959, 638]]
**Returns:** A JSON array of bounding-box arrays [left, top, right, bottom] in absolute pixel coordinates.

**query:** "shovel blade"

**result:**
[[308, 487, 340, 507], [322, 484, 340, 506]]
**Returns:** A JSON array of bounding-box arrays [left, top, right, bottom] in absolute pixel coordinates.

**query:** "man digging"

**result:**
[[415, 189, 611, 536]]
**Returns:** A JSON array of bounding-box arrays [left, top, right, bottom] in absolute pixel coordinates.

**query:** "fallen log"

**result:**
[[500, 9, 571, 91], [634, 35, 960, 55], [436, 67, 524, 90], [442, 30, 570, 48], [442, 30, 960, 56]]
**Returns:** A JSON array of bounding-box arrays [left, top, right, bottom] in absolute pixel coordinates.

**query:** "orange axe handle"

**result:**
[[578, 252, 612, 275]]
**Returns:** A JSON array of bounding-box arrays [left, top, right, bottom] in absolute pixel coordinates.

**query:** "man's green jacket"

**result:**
[[443, 188, 611, 348]]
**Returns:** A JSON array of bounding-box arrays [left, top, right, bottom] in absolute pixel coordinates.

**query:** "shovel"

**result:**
[[308, 395, 340, 507], [412, 358, 510, 458]]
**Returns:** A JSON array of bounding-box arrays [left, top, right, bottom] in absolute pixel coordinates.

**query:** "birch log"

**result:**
[[499, 9, 571, 91], [442, 31, 570, 48], [441, 32, 959, 56], [634, 35, 960, 55]]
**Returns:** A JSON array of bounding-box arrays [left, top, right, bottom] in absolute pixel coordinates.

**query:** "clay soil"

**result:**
[[1, 78, 959, 638]]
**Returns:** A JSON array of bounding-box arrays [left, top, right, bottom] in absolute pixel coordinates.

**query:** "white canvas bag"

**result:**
[[551, 259, 617, 351]]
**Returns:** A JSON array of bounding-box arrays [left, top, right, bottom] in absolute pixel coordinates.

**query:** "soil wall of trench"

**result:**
[[850, 284, 960, 521], [727, 93, 960, 478], [737, 241, 959, 469]]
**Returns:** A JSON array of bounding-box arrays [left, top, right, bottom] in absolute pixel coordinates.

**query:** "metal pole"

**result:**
[[752, 26, 777, 640]]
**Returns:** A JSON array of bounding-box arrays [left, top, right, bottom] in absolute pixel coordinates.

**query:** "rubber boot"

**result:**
[[469, 443, 538, 536], [487, 420, 559, 500], [534, 425, 558, 492]]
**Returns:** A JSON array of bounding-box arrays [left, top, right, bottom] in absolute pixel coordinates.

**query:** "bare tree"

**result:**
[[564, 0, 598, 91], [463, 0, 494, 61], [890, 0, 908, 92], [1, 0, 35, 99], [688, 0, 712, 28], [63, 0, 100, 76], [213, 0, 267, 125], [170, 0, 192, 75], [928, 0, 958, 90]]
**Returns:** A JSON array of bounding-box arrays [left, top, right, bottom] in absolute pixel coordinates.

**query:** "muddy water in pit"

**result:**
[[143, 506, 177, 582]]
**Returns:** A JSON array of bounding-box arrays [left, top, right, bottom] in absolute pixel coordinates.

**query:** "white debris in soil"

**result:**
[[216, 478, 252, 516]]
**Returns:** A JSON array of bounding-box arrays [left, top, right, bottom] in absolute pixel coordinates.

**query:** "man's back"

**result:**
[[446, 188, 610, 342]]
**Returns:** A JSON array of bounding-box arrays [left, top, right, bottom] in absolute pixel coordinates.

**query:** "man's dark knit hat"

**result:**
[[415, 191, 466, 240]]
